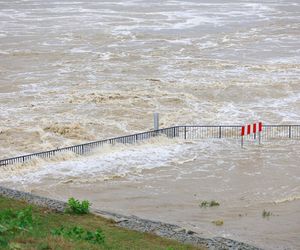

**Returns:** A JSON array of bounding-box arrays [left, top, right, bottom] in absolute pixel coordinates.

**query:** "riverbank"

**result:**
[[0, 186, 261, 250]]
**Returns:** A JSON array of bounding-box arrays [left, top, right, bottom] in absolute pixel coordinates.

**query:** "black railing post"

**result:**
[[219, 126, 222, 138], [289, 125, 291, 138], [184, 126, 187, 139]]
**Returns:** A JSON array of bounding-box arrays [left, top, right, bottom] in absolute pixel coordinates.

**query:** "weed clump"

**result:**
[[51, 226, 105, 245], [65, 197, 90, 215], [200, 200, 220, 208], [211, 220, 224, 226], [262, 209, 272, 218]]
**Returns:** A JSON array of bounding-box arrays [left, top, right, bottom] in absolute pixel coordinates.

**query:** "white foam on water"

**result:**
[[198, 41, 219, 49], [164, 11, 222, 29], [69, 47, 92, 54], [244, 3, 275, 12], [167, 38, 193, 45], [0, 137, 200, 185]]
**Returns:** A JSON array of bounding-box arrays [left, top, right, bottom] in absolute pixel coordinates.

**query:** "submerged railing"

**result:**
[[0, 125, 299, 167]]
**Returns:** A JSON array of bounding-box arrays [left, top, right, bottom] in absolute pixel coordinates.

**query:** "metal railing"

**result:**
[[0, 125, 299, 167], [176, 125, 242, 140], [261, 125, 300, 140]]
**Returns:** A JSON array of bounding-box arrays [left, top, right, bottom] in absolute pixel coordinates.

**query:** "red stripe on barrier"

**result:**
[[259, 122, 263, 132], [241, 126, 245, 136], [247, 125, 251, 135], [253, 123, 257, 134]]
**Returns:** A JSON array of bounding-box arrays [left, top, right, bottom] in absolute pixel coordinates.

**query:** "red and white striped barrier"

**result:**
[[241, 122, 262, 147]]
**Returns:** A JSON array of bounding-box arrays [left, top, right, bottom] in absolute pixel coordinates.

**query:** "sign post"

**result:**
[[154, 113, 159, 130], [241, 122, 262, 148]]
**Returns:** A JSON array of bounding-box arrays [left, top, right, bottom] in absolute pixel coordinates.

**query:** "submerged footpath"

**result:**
[[0, 186, 261, 250]]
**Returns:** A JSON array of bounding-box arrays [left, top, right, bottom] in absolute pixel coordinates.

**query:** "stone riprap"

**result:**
[[0, 186, 262, 250], [0, 186, 66, 212]]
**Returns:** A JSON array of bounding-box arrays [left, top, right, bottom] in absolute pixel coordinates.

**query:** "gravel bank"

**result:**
[[0, 186, 262, 250]]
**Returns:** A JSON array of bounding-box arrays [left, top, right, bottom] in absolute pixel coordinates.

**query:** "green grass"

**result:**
[[0, 196, 205, 250]]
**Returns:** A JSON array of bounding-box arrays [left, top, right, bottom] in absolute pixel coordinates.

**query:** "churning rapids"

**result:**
[[0, 1, 300, 249]]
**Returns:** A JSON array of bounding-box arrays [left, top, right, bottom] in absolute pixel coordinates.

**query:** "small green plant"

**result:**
[[211, 220, 224, 226], [210, 200, 220, 207], [65, 197, 90, 214], [200, 200, 220, 208], [51, 225, 105, 245], [200, 201, 209, 207], [262, 209, 272, 218]]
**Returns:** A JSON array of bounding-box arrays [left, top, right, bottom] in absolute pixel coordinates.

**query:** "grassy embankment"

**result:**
[[0, 196, 204, 250]]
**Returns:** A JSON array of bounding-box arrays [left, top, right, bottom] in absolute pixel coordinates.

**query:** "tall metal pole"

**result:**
[[154, 113, 159, 130]]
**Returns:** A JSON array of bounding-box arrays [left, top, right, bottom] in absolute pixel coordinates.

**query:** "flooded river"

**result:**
[[0, 0, 300, 249]]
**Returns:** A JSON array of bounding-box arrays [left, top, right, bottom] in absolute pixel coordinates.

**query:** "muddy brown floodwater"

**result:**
[[1, 0, 300, 249]]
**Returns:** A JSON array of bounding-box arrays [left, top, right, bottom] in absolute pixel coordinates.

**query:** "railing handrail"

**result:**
[[0, 126, 177, 165], [1, 124, 299, 167]]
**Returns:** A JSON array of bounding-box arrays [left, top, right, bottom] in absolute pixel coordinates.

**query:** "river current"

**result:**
[[0, 1, 300, 249]]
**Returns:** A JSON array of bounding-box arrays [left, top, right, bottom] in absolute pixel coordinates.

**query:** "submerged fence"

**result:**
[[0, 125, 300, 167]]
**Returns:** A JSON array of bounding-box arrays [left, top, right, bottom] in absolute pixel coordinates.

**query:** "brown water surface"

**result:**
[[1, 1, 300, 249]]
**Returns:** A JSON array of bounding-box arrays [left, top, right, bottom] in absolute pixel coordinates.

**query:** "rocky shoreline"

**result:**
[[0, 186, 262, 250]]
